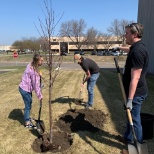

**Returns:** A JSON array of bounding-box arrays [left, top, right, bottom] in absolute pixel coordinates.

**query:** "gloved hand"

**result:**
[[126, 99, 133, 110], [112, 47, 120, 52]]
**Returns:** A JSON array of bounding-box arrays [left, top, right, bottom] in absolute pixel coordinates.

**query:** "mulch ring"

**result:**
[[32, 108, 108, 153]]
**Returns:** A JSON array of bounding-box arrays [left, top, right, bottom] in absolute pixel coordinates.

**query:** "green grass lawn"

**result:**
[[0, 64, 153, 154], [0, 52, 127, 63]]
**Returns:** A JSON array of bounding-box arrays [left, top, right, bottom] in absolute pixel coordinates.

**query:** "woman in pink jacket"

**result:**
[[19, 53, 43, 128]]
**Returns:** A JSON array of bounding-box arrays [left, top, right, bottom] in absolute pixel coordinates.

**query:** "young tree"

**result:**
[[35, 0, 64, 144]]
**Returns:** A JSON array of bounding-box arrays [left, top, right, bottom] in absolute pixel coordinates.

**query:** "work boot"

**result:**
[[85, 103, 92, 109], [121, 149, 129, 154]]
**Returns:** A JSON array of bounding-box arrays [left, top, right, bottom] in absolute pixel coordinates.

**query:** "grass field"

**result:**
[[0, 54, 154, 154], [0, 52, 127, 63]]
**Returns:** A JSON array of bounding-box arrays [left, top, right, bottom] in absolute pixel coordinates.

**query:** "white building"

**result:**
[[0, 45, 11, 51]]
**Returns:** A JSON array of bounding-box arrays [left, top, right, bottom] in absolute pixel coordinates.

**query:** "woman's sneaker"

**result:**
[[25, 123, 37, 129], [29, 118, 35, 122]]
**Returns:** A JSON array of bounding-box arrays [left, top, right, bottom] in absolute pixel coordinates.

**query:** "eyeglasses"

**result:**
[[127, 23, 139, 33]]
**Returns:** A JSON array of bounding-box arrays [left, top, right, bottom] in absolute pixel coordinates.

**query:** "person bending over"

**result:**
[[74, 52, 100, 108], [19, 53, 44, 128]]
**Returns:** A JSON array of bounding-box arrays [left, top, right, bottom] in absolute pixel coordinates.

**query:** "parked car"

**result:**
[[0, 50, 5, 52], [111, 51, 120, 56], [74, 50, 85, 55], [104, 50, 112, 56], [97, 51, 104, 56], [17, 50, 26, 54], [74, 51, 79, 55], [80, 50, 85, 55], [61, 51, 67, 56], [91, 50, 97, 55], [24, 49, 32, 53]]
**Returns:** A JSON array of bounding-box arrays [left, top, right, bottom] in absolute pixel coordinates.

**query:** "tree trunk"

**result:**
[[49, 51, 53, 143]]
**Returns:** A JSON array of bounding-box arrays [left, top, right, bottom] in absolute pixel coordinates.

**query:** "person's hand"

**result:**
[[126, 99, 133, 110], [39, 70, 42, 76], [40, 98, 43, 102], [112, 47, 120, 52], [79, 83, 84, 91]]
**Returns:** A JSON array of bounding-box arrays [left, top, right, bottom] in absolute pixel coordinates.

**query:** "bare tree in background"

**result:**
[[86, 27, 102, 51], [35, 0, 64, 144], [107, 19, 121, 40], [107, 19, 134, 46], [101, 33, 115, 51], [59, 19, 87, 51]]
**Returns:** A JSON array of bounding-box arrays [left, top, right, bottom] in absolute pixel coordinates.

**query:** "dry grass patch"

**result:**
[[0, 67, 153, 154]]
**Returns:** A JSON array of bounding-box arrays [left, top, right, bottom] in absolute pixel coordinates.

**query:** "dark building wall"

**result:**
[[138, 0, 154, 74]]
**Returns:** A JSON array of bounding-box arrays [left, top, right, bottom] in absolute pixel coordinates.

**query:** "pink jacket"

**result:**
[[19, 63, 43, 100]]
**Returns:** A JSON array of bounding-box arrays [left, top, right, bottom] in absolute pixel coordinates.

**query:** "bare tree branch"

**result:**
[[107, 19, 135, 45], [35, 0, 64, 144], [59, 19, 87, 51]]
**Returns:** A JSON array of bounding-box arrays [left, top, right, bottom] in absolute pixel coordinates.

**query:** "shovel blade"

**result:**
[[128, 142, 149, 154], [36, 120, 45, 135], [128, 144, 138, 154]]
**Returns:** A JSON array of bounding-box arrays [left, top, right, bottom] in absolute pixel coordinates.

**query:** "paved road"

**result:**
[[60, 62, 124, 70], [0, 61, 125, 71]]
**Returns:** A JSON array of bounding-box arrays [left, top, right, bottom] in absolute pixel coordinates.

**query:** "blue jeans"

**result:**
[[87, 73, 100, 106], [124, 94, 147, 143], [19, 87, 32, 123]]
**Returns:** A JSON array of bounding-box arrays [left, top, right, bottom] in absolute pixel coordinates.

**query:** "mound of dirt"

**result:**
[[32, 108, 108, 153], [56, 108, 108, 133]]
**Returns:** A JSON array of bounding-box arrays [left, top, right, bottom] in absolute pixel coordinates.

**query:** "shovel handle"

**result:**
[[126, 109, 133, 125], [114, 58, 139, 143], [114, 57, 120, 73], [127, 109, 138, 142], [82, 74, 86, 83], [38, 99, 42, 121], [114, 58, 127, 104], [114, 58, 132, 125]]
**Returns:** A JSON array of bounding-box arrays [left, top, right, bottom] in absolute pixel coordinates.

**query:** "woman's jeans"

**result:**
[[19, 87, 32, 123], [87, 72, 100, 106], [124, 94, 147, 143]]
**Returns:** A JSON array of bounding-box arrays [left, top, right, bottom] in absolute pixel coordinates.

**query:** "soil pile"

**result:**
[[32, 131, 73, 153], [32, 108, 108, 153], [56, 108, 108, 133]]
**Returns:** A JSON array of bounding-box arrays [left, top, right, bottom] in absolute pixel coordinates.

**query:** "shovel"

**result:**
[[35, 99, 45, 135], [114, 57, 149, 154], [79, 74, 86, 100], [35, 74, 45, 135]]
